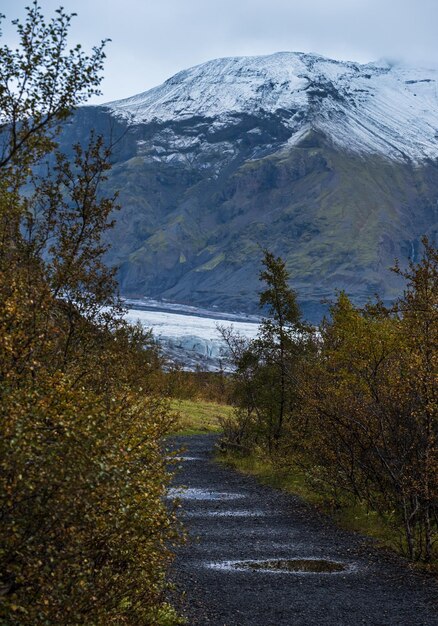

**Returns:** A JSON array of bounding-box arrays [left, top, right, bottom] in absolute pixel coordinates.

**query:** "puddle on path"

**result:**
[[206, 510, 266, 517], [208, 557, 355, 574], [184, 509, 266, 518], [167, 487, 245, 501]]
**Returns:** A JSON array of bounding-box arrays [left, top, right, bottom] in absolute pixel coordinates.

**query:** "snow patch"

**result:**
[[104, 52, 438, 163]]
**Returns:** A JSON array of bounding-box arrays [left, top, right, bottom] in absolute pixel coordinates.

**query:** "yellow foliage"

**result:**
[[0, 6, 182, 621]]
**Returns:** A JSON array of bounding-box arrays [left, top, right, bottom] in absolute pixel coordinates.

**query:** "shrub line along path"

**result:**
[[168, 434, 438, 626]]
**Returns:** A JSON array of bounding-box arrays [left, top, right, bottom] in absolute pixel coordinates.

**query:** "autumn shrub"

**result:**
[[222, 244, 437, 562], [300, 241, 437, 561], [0, 369, 179, 624], [164, 368, 234, 404], [0, 4, 181, 623]]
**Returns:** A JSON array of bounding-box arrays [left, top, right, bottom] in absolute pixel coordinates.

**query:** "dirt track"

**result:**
[[168, 434, 438, 626]]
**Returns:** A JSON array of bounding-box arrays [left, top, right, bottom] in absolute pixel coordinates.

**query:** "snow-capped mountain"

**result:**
[[59, 52, 438, 321], [106, 52, 438, 162]]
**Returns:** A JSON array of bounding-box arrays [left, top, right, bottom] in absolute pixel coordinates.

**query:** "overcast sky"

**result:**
[[1, 0, 437, 103]]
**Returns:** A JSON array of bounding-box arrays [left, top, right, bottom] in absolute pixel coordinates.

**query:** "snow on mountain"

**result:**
[[104, 52, 438, 163]]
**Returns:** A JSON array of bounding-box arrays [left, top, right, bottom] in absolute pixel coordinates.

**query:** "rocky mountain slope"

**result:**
[[60, 52, 438, 321]]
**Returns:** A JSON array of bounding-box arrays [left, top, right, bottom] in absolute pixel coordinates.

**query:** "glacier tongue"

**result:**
[[104, 51, 438, 163], [124, 305, 260, 372]]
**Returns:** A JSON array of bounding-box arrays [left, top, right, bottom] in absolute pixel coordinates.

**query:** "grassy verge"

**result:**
[[168, 405, 437, 571], [218, 451, 410, 558], [169, 398, 233, 434]]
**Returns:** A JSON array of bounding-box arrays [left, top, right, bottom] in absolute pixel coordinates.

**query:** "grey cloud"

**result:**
[[1, 0, 437, 102]]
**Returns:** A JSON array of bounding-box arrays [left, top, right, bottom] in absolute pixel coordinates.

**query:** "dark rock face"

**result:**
[[58, 105, 438, 322]]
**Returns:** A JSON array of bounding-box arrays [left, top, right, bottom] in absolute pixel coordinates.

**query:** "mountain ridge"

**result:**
[[58, 52, 438, 321], [104, 51, 438, 162]]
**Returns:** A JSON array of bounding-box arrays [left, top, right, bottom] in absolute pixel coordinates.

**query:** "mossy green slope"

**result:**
[[60, 109, 438, 320]]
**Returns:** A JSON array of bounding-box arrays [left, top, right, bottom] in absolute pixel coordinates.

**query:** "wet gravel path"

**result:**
[[167, 434, 438, 626]]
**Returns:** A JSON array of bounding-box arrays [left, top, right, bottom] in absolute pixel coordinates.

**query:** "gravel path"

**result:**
[[167, 434, 438, 626]]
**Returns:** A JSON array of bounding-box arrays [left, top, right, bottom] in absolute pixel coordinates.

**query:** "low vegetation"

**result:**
[[165, 367, 235, 434], [170, 398, 232, 435], [164, 368, 234, 405], [0, 5, 182, 623], [220, 449, 403, 555], [0, 4, 436, 624], [220, 245, 437, 564]]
